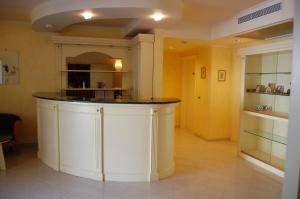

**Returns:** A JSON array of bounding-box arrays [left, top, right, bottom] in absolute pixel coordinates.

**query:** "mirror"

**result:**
[[0, 50, 19, 85]]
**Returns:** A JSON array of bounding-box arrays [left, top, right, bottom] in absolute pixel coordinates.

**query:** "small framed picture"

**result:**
[[201, 67, 206, 79], [218, 70, 226, 81]]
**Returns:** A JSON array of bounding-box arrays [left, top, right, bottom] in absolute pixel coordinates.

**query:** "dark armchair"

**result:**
[[0, 114, 21, 149]]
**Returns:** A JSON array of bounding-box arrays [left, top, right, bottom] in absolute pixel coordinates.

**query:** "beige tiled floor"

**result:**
[[0, 128, 282, 199]]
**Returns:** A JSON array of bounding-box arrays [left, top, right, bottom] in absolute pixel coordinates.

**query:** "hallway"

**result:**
[[0, 128, 282, 199]]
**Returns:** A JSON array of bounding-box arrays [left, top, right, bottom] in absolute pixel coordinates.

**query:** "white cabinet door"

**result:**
[[37, 100, 59, 170], [103, 107, 152, 181], [59, 103, 102, 181]]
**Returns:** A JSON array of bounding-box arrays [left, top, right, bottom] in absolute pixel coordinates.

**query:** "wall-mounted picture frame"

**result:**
[[0, 50, 19, 85], [201, 67, 206, 79], [218, 70, 226, 81]]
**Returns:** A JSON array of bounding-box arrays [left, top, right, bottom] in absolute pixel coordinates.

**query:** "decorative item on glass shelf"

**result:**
[[254, 104, 272, 111], [201, 67, 206, 79], [248, 82, 290, 95], [276, 85, 285, 94], [218, 70, 226, 81], [114, 59, 123, 72], [255, 85, 266, 93]]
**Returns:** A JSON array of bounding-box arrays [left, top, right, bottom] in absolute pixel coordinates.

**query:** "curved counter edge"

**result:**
[[35, 95, 179, 182], [33, 92, 180, 104]]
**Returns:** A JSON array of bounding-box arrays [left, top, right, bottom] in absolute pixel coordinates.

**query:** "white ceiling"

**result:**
[[0, 0, 265, 23], [182, 0, 265, 24], [0, 0, 266, 39]]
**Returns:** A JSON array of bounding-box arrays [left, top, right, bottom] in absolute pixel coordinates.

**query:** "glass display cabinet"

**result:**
[[239, 40, 292, 177]]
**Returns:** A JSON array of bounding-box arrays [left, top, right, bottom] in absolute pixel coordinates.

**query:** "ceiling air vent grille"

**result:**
[[238, 2, 282, 24]]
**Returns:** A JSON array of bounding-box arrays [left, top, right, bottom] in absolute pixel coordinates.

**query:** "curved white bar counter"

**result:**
[[34, 93, 179, 182]]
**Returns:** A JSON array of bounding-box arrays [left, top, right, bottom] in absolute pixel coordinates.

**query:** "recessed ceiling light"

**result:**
[[234, 39, 241, 43], [81, 11, 94, 20], [45, 24, 53, 29], [150, 13, 165, 22], [182, 41, 188, 44], [169, 45, 176, 50]]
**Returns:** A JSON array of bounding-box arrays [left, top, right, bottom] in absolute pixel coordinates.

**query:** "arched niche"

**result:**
[[65, 52, 122, 92], [66, 52, 115, 71]]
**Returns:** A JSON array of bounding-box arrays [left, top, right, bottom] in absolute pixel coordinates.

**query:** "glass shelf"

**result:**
[[246, 90, 290, 96], [244, 129, 287, 145], [62, 88, 129, 91], [246, 72, 291, 75], [244, 108, 288, 121], [60, 70, 128, 73], [241, 149, 285, 170]]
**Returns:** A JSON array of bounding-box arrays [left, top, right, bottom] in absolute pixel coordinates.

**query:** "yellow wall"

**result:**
[[207, 46, 233, 140], [0, 21, 57, 143], [162, 51, 182, 127], [163, 45, 239, 141]]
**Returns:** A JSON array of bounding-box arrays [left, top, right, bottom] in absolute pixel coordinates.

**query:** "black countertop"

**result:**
[[33, 92, 180, 104]]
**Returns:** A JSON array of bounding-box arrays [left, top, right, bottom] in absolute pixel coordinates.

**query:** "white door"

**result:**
[[59, 103, 102, 181], [37, 100, 59, 170]]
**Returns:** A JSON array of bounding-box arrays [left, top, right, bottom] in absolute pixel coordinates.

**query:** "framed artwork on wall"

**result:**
[[218, 70, 226, 81], [0, 50, 19, 85], [201, 67, 206, 79]]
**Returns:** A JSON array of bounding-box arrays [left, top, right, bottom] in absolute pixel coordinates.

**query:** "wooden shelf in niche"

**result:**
[[244, 129, 287, 145], [244, 108, 288, 121], [246, 91, 290, 96]]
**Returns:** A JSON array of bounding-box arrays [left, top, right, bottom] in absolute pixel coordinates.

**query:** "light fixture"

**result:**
[[114, 59, 123, 71], [150, 13, 165, 22], [81, 11, 94, 20], [45, 23, 53, 29]]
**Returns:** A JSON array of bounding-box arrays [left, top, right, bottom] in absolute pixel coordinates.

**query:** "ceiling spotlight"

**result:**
[[234, 38, 241, 43], [169, 45, 176, 50], [81, 11, 94, 20], [150, 13, 165, 22], [45, 24, 53, 29]]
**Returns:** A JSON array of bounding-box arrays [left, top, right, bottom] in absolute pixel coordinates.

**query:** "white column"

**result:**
[[152, 30, 164, 98], [283, 0, 300, 198], [131, 34, 155, 99]]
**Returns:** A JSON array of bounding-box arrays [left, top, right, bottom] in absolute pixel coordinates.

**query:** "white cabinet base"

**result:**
[[36, 98, 178, 182]]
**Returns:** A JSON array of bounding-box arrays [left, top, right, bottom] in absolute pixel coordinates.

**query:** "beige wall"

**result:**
[[162, 51, 182, 127], [0, 21, 57, 143]]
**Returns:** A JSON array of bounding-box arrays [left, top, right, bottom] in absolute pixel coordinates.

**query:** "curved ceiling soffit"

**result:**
[[31, 0, 183, 32]]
